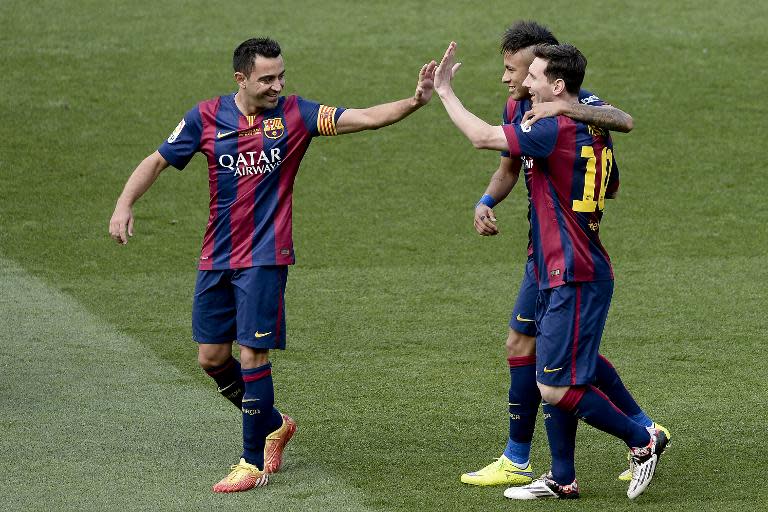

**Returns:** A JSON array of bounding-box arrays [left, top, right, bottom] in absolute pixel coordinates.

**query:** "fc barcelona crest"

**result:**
[[263, 117, 285, 139]]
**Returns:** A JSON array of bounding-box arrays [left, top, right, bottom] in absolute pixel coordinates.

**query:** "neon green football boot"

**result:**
[[461, 455, 534, 486]]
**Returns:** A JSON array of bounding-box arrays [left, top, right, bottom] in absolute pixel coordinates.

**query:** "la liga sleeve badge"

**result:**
[[167, 118, 186, 143]]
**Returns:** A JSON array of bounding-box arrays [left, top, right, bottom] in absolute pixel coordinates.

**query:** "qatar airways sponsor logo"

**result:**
[[218, 148, 282, 177]]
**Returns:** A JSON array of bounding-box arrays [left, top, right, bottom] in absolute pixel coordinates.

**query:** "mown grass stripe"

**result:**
[[0, 256, 374, 512]]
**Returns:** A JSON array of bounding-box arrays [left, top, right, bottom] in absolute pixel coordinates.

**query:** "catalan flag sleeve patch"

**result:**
[[317, 105, 339, 136]]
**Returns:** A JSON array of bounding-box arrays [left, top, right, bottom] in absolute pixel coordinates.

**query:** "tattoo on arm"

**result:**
[[567, 105, 633, 133]]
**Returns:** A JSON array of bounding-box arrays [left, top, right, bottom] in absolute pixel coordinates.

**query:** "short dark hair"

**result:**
[[500, 21, 559, 55], [233, 37, 282, 76], [532, 44, 587, 94]]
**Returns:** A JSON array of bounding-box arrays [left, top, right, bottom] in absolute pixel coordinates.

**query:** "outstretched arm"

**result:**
[[109, 151, 169, 245], [336, 61, 436, 134], [434, 42, 508, 151], [522, 101, 634, 132]]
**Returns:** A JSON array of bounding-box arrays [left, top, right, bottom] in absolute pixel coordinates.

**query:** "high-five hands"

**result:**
[[415, 60, 438, 105], [434, 41, 462, 95]]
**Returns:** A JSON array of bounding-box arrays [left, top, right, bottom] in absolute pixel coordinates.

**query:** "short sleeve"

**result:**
[[578, 88, 609, 107], [605, 152, 620, 199], [296, 96, 345, 137], [158, 106, 203, 170], [500, 103, 512, 158], [502, 117, 559, 159]]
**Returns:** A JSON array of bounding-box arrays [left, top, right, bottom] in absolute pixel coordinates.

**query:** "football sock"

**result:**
[[241, 363, 284, 469], [504, 356, 540, 465], [542, 401, 577, 485], [594, 355, 653, 428], [204, 357, 244, 409], [557, 385, 651, 448]]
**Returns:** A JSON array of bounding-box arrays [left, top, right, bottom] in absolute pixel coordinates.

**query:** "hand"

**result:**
[[474, 205, 498, 236], [109, 203, 134, 245], [414, 60, 437, 105], [521, 100, 570, 126], [434, 41, 462, 95]]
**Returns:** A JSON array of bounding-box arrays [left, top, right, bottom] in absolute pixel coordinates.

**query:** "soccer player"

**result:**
[[108, 37, 437, 493], [434, 42, 668, 500], [461, 21, 668, 489]]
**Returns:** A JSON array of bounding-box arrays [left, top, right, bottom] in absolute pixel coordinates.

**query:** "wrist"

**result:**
[[115, 196, 135, 209], [435, 85, 452, 98], [475, 194, 496, 209]]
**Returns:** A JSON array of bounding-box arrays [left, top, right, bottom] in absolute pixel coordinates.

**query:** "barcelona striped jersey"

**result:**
[[502, 110, 618, 290], [500, 90, 620, 260], [158, 94, 344, 270]]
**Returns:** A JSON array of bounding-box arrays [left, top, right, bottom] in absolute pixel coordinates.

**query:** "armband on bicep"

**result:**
[[317, 105, 339, 136]]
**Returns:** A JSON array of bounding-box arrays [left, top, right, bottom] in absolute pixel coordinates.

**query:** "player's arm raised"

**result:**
[[336, 61, 437, 134], [475, 157, 520, 236], [434, 42, 508, 152], [522, 100, 634, 132], [109, 151, 170, 245]]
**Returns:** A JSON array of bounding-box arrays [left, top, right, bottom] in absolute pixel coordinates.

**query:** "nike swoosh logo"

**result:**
[[254, 331, 272, 338], [217, 130, 237, 139], [516, 314, 534, 322], [543, 366, 562, 373]]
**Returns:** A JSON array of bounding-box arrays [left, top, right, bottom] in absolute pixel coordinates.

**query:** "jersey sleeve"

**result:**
[[578, 88, 609, 107], [502, 117, 559, 159], [500, 103, 512, 158], [296, 96, 346, 137], [157, 106, 203, 170], [605, 151, 620, 199]]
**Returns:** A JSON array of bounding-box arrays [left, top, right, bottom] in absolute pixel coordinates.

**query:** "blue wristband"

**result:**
[[476, 194, 496, 209]]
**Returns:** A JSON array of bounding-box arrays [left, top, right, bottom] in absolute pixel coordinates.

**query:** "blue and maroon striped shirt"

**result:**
[[500, 90, 620, 258], [158, 94, 344, 270], [503, 114, 617, 290]]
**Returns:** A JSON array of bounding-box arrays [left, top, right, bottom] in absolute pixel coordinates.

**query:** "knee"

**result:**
[[239, 347, 270, 369], [505, 330, 536, 358], [197, 344, 231, 369], [537, 383, 568, 405]]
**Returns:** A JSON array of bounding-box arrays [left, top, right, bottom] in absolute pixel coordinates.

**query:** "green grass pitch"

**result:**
[[1, 1, 767, 510]]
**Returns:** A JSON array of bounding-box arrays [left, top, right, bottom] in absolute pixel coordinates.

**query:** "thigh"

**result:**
[[535, 281, 613, 386], [508, 257, 538, 337], [232, 265, 288, 350], [192, 269, 237, 343]]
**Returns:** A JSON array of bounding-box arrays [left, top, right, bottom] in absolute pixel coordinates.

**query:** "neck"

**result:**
[[558, 91, 578, 104], [234, 91, 264, 116]]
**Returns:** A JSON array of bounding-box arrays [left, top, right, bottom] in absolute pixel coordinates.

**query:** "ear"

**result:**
[[552, 78, 566, 96], [234, 71, 247, 89]]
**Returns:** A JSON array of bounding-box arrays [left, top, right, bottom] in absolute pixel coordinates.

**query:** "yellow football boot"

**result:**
[[461, 455, 534, 486]]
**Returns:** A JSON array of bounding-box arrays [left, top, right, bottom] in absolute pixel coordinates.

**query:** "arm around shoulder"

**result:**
[[523, 101, 634, 133], [569, 104, 634, 133]]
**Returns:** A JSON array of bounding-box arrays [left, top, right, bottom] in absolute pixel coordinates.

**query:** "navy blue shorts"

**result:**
[[535, 280, 613, 386], [508, 257, 538, 337], [192, 266, 288, 349]]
